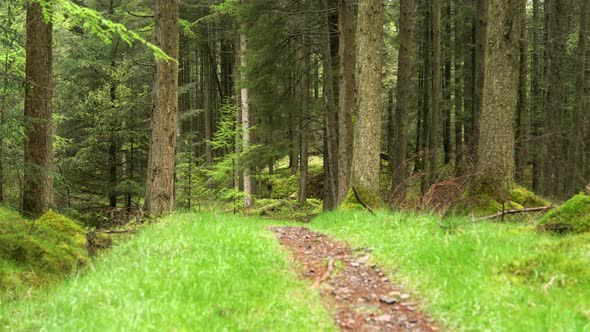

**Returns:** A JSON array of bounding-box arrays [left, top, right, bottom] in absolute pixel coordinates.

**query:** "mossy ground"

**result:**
[[447, 184, 550, 218], [538, 193, 590, 234], [0, 208, 88, 301]]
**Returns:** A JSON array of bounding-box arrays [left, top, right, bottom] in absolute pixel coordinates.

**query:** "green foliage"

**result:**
[[0, 208, 88, 300], [538, 193, 590, 234], [269, 174, 298, 199], [38, 0, 172, 61], [0, 213, 334, 331], [310, 210, 590, 331], [247, 198, 322, 220]]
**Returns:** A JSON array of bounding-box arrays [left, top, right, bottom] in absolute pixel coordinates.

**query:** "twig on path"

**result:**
[[474, 206, 553, 222], [312, 257, 335, 288]]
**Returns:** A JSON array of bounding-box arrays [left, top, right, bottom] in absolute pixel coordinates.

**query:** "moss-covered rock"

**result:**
[[537, 193, 590, 234]]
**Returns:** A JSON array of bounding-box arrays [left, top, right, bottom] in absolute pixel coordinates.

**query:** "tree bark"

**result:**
[[391, 0, 413, 205], [541, 0, 568, 197], [299, 40, 311, 205], [427, 0, 441, 186], [336, 0, 356, 206], [454, 0, 465, 175], [515, 0, 528, 182], [468, 0, 487, 170], [350, 0, 384, 209], [319, 0, 338, 210], [145, 0, 179, 215], [565, 0, 589, 195], [442, 0, 452, 165], [240, 32, 254, 208], [23, 1, 53, 216], [469, 0, 521, 201], [531, 0, 542, 192]]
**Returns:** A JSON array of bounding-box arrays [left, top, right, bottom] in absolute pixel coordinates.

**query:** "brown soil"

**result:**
[[272, 227, 441, 332]]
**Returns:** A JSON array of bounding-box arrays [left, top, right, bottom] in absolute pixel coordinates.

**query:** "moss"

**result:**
[[538, 193, 590, 234], [341, 186, 382, 211], [509, 185, 550, 207], [270, 175, 299, 199], [446, 194, 503, 217], [0, 209, 89, 299], [447, 184, 549, 218], [245, 198, 322, 221], [503, 237, 590, 288]]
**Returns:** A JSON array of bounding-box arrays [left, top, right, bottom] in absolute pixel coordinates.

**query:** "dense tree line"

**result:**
[[0, 0, 589, 219]]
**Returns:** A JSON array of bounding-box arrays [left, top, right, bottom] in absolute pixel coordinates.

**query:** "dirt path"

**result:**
[[272, 227, 440, 332]]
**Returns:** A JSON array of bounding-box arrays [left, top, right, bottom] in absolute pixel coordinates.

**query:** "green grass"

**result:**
[[1, 213, 334, 332], [308, 210, 590, 332]]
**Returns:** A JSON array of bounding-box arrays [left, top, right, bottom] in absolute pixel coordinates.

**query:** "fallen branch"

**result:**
[[474, 206, 554, 222], [101, 229, 138, 234], [312, 257, 335, 288]]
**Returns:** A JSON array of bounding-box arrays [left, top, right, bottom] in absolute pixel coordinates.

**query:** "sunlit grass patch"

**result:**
[[309, 210, 590, 331], [1, 213, 334, 331]]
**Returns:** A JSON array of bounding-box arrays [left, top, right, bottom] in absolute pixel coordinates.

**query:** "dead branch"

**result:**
[[474, 206, 554, 222]]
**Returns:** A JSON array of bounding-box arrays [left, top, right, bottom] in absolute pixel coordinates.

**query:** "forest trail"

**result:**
[[273, 227, 440, 332]]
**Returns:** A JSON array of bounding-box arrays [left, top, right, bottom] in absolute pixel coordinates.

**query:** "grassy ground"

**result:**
[[309, 210, 590, 332], [0, 213, 334, 332]]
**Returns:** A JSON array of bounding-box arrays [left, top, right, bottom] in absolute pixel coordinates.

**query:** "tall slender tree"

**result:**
[[337, 0, 356, 205], [468, 0, 522, 200], [23, 0, 54, 216], [145, 0, 180, 215], [565, 0, 589, 195], [391, 0, 413, 204], [319, 0, 338, 210], [350, 0, 384, 208], [541, 0, 568, 197], [239, 32, 254, 208]]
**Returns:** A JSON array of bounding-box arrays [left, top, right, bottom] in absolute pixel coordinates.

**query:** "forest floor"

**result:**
[[273, 226, 439, 331], [2, 210, 590, 331]]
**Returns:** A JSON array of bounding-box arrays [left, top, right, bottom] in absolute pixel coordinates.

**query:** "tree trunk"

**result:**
[[144, 0, 179, 215], [336, 0, 356, 205], [469, 0, 521, 201], [319, 0, 338, 210], [468, 0, 487, 170], [541, 0, 568, 197], [23, 1, 53, 216], [427, 0, 441, 186], [515, 0, 528, 182], [531, 0, 542, 192], [240, 32, 254, 208], [454, 0, 465, 175], [299, 40, 311, 205], [350, 0, 384, 209], [391, 0, 413, 205], [565, 0, 589, 195], [109, 83, 117, 208], [203, 32, 213, 165], [419, 0, 432, 193], [442, 0, 452, 165]]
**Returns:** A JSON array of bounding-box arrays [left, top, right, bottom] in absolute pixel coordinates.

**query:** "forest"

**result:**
[[1, 0, 590, 331]]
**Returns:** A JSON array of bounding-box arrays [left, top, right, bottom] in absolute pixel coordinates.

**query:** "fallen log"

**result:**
[[474, 206, 554, 222]]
